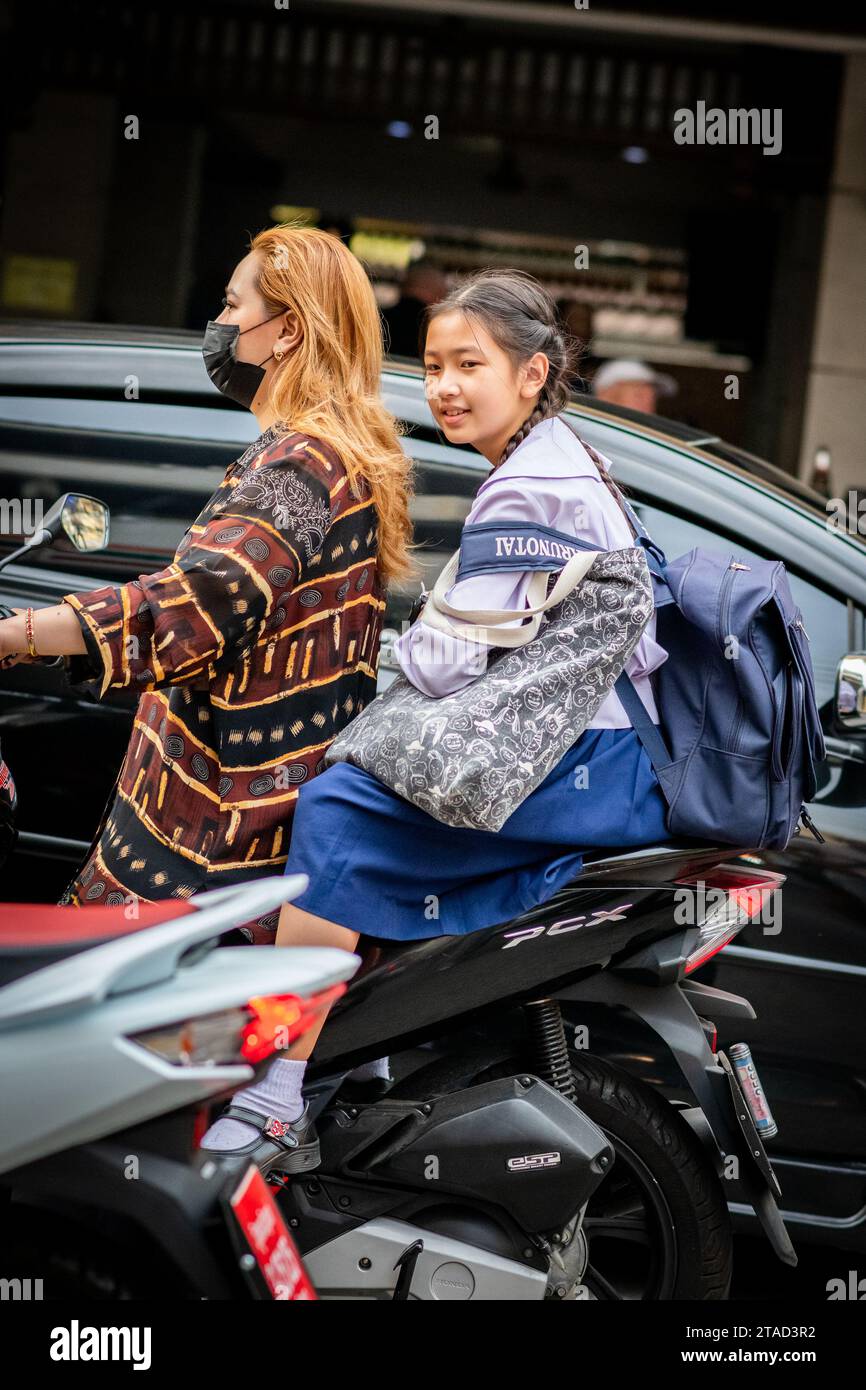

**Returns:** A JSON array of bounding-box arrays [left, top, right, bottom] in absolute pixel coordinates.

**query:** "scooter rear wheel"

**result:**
[[562, 1052, 732, 1300]]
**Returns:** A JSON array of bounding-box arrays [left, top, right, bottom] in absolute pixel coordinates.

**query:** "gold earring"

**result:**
[[274, 347, 285, 361]]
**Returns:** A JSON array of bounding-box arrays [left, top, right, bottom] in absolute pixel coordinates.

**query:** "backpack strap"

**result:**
[[613, 672, 673, 771], [617, 493, 647, 540], [616, 499, 670, 583], [576, 435, 672, 588]]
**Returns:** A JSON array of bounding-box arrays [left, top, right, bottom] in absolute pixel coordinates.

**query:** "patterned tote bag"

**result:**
[[324, 526, 655, 832]]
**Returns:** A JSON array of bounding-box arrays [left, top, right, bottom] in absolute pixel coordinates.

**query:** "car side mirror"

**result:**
[[834, 653, 866, 733]]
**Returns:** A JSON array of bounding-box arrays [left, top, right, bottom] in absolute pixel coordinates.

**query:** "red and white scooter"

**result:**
[[0, 874, 360, 1300]]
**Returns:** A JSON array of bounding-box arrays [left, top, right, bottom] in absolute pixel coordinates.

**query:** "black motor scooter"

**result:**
[[262, 846, 793, 1300]]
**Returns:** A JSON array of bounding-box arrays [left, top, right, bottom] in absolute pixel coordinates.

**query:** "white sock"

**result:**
[[200, 1057, 307, 1151]]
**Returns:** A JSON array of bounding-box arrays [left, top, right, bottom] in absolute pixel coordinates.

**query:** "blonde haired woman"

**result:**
[[0, 225, 413, 974]]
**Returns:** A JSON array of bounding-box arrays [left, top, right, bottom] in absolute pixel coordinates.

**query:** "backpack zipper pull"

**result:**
[[800, 807, 826, 843]]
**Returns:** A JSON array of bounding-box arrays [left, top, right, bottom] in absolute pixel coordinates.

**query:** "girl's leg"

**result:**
[[199, 903, 361, 1151], [274, 902, 360, 1060], [275, 904, 391, 1082]]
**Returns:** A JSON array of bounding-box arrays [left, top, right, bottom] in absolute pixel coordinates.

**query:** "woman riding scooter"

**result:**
[[0, 226, 413, 945], [200, 267, 675, 1172]]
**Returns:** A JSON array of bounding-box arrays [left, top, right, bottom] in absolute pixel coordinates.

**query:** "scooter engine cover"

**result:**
[[322, 1075, 613, 1233]]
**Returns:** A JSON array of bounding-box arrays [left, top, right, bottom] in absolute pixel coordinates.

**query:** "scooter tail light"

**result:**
[[241, 983, 347, 1064], [683, 925, 741, 975], [129, 982, 347, 1068], [673, 865, 786, 976], [130, 1006, 253, 1066]]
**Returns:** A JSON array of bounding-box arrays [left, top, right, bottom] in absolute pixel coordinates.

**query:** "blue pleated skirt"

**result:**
[[283, 726, 674, 940]]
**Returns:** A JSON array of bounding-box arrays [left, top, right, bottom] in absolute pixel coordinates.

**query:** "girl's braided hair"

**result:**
[[419, 267, 636, 536]]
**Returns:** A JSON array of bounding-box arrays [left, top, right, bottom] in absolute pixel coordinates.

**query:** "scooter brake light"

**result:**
[[673, 866, 786, 975], [241, 984, 347, 1063], [129, 983, 346, 1067], [130, 1006, 253, 1066]]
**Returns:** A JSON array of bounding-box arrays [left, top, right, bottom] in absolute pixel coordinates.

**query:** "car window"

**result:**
[[0, 395, 259, 444], [0, 387, 482, 601], [385, 447, 480, 622], [0, 401, 240, 582]]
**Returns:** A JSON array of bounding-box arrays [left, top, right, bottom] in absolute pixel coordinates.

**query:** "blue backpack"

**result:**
[[595, 489, 827, 850]]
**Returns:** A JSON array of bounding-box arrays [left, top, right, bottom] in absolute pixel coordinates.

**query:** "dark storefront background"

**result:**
[[0, 0, 862, 478]]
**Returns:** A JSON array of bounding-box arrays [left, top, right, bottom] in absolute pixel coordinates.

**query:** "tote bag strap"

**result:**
[[420, 546, 603, 648]]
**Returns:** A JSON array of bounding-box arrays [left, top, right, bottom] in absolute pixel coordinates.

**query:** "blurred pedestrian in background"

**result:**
[[591, 358, 678, 415]]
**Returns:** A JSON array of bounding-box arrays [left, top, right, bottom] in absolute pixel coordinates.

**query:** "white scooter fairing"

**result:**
[[0, 875, 360, 1176]]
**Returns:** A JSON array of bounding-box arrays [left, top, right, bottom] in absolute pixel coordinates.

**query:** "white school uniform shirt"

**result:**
[[393, 414, 668, 726]]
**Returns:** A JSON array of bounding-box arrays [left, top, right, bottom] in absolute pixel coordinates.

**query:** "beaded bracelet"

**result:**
[[24, 607, 38, 659]]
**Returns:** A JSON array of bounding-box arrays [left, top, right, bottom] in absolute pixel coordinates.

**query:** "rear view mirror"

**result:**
[[834, 653, 866, 733], [38, 492, 111, 553], [59, 495, 110, 553]]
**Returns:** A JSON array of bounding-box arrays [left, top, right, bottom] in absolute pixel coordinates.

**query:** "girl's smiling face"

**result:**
[[423, 309, 549, 466]]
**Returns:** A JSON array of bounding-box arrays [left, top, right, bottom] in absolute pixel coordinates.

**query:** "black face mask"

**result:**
[[201, 311, 283, 409]]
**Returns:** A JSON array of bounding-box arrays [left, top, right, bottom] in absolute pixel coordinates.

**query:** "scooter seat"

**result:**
[[579, 836, 718, 865]]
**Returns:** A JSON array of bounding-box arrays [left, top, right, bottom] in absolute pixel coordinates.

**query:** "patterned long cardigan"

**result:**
[[59, 423, 386, 942]]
